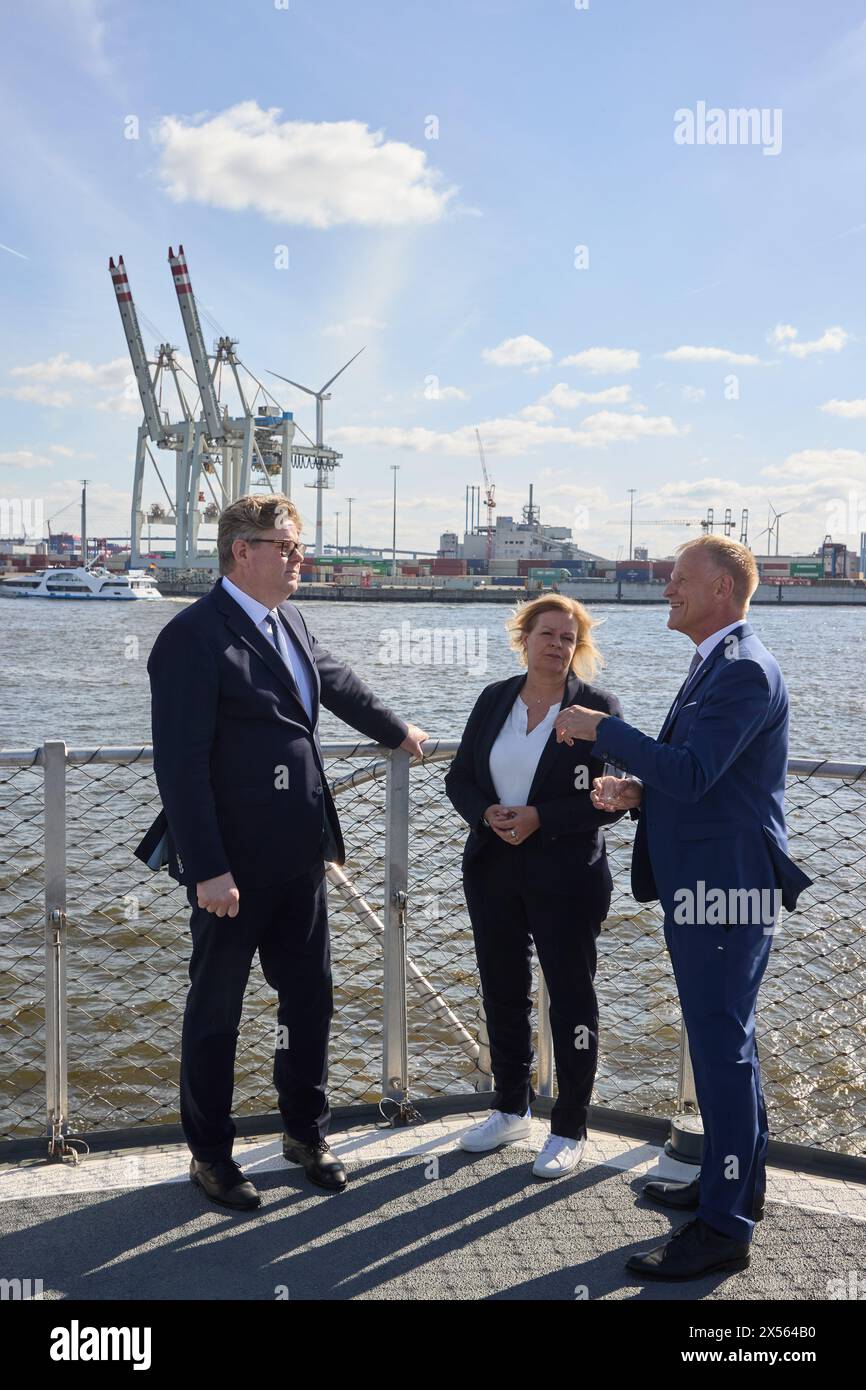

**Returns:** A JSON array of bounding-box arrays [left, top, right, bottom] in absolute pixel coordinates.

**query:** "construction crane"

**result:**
[[474, 427, 496, 562]]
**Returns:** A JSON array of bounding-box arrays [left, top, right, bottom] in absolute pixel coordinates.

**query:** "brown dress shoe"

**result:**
[[189, 1157, 261, 1211]]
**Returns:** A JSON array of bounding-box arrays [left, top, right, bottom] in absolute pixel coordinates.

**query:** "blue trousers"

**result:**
[[664, 914, 773, 1243]]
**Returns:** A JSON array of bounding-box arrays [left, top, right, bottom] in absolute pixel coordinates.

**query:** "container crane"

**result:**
[[167, 245, 225, 442], [475, 427, 496, 562], [108, 256, 171, 446]]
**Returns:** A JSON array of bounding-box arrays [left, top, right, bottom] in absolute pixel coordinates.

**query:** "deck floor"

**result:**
[[2, 1115, 864, 1301]]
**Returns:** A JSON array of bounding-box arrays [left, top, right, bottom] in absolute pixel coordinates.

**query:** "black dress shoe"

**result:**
[[642, 1175, 765, 1221], [626, 1217, 751, 1281], [282, 1134, 348, 1192], [189, 1157, 261, 1211]]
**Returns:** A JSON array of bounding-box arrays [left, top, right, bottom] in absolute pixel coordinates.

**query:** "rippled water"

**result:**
[[1, 596, 865, 753]]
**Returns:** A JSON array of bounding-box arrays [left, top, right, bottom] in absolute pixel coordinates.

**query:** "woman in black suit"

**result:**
[[444, 594, 624, 1178]]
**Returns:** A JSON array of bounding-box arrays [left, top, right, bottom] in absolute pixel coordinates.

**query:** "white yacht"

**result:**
[[0, 565, 163, 600]]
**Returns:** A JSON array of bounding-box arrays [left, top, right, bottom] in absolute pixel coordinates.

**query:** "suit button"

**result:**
[[314, 785, 323, 796]]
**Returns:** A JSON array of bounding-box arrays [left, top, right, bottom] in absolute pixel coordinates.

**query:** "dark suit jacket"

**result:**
[[594, 622, 812, 917], [444, 671, 625, 913], [136, 577, 408, 890]]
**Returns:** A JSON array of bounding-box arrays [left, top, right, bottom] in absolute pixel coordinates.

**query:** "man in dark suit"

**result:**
[[141, 494, 427, 1210], [555, 536, 811, 1280]]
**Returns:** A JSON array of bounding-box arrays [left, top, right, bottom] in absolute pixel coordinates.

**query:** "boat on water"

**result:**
[[0, 564, 163, 600]]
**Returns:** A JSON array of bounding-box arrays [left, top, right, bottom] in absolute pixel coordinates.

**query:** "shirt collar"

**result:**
[[221, 574, 277, 628], [695, 618, 747, 662]]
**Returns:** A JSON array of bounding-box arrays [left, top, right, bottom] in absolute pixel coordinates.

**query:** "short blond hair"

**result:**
[[217, 494, 302, 575], [677, 534, 759, 606], [506, 594, 603, 680]]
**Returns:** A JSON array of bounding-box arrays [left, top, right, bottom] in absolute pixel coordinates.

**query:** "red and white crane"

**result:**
[[168, 244, 225, 443], [108, 255, 170, 446], [475, 427, 496, 562]]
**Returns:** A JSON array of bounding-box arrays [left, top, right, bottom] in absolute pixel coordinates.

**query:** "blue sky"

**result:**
[[1, 0, 865, 558]]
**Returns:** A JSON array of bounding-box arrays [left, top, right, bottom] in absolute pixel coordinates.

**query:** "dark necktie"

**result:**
[[667, 648, 704, 726]]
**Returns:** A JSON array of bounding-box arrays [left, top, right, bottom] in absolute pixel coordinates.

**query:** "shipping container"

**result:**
[[790, 561, 824, 578], [432, 558, 467, 575]]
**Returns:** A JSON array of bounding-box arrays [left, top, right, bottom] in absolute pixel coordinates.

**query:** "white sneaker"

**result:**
[[532, 1133, 586, 1179], [458, 1108, 532, 1153]]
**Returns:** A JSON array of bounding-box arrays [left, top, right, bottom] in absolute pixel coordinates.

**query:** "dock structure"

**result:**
[[0, 742, 864, 1301]]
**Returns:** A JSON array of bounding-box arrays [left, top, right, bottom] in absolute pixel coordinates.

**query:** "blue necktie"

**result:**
[[670, 648, 703, 720], [266, 613, 300, 693]]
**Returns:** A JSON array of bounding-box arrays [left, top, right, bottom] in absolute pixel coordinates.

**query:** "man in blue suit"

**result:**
[[554, 536, 811, 1281], [139, 494, 426, 1210]]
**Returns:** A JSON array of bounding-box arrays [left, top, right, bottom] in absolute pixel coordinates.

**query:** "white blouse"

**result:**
[[488, 695, 562, 807]]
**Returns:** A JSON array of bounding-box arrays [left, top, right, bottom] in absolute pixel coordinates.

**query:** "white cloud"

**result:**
[[662, 345, 761, 365], [778, 325, 850, 358], [768, 323, 798, 347], [820, 398, 866, 419], [0, 449, 56, 471], [436, 386, 469, 401], [331, 409, 681, 456], [481, 335, 553, 368], [538, 383, 633, 409], [156, 102, 457, 228], [763, 448, 866, 480], [519, 404, 555, 422], [682, 386, 706, 402], [1, 384, 76, 408], [322, 317, 385, 339], [9, 353, 130, 387], [559, 347, 640, 374]]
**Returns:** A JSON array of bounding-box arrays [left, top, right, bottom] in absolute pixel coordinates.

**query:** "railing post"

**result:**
[[664, 1018, 703, 1163], [43, 739, 69, 1157], [536, 966, 554, 1098], [382, 748, 410, 1103]]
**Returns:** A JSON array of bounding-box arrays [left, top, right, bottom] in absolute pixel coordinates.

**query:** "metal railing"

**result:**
[[1, 742, 864, 1158]]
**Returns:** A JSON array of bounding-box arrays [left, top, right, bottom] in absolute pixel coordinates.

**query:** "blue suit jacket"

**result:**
[[593, 622, 812, 921], [136, 578, 407, 890]]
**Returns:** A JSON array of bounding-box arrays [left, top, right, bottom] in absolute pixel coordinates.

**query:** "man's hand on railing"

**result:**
[[400, 724, 430, 761], [591, 775, 643, 812], [196, 871, 241, 918]]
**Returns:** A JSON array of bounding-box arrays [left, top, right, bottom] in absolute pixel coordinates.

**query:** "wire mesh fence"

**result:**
[[0, 743, 863, 1158]]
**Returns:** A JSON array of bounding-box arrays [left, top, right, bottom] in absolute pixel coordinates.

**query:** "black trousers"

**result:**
[[180, 862, 332, 1161], [463, 846, 605, 1140]]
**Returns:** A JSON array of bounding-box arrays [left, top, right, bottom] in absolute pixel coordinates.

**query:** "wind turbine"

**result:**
[[767, 500, 792, 556], [268, 348, 365, 554]]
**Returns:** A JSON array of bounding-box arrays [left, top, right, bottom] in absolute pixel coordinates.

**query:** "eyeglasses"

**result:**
[[248, 539, 306, 561]]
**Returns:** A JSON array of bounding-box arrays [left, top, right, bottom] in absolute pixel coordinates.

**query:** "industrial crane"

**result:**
[[474, 427, 496, 562]]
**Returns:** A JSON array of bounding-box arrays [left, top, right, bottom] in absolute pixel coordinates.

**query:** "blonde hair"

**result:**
[[506, 594, 603, 680], [677, 534, 759, 606], [217, 494, 302, 575]]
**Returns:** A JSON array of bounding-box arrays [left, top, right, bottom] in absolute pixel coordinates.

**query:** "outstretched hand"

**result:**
[[591, 775, 643, 811]]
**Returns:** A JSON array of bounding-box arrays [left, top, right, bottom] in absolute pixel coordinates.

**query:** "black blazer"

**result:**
[[135, 577, 407, 891], [444, 671, 625, 909]]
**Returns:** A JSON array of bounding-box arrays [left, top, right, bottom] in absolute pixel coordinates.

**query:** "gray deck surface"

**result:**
[[3, 1147, 863, 1301]]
